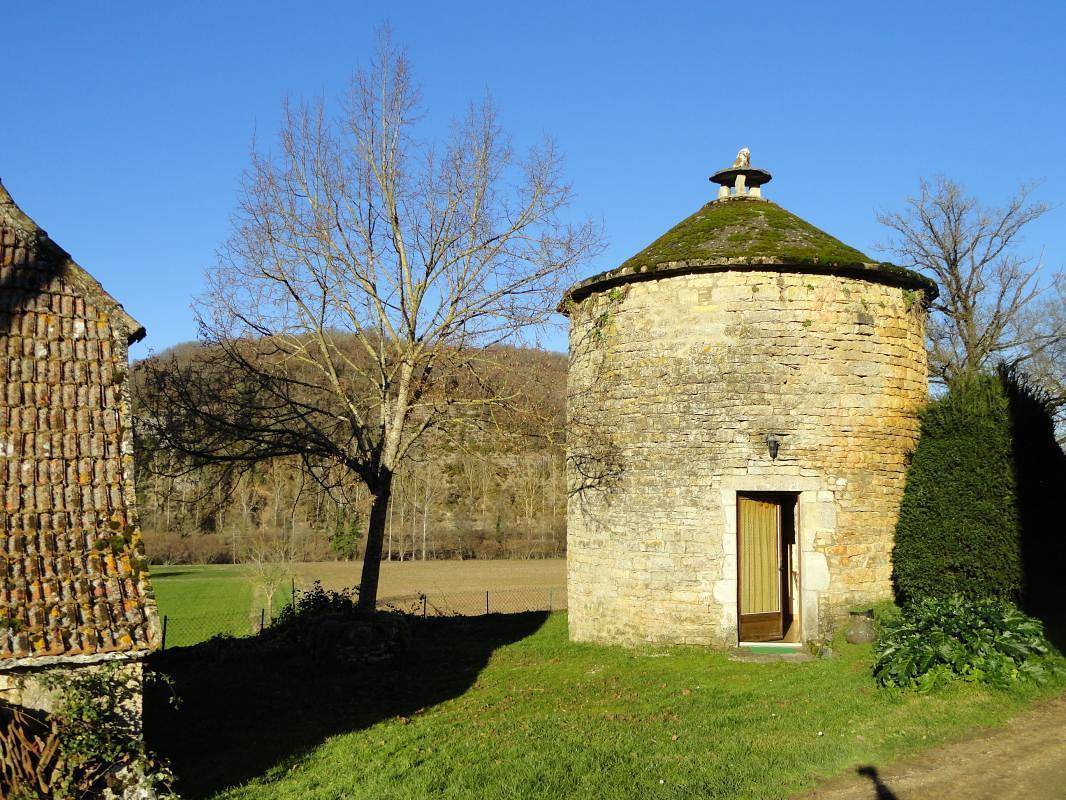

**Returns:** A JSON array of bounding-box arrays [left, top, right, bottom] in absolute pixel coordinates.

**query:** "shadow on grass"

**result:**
[[856, 766, 899, 799], [146, 569, 196, 580], [148, 567, 247, 580], [1040, 612, 1066, 657], [144, 611, 549, 799]]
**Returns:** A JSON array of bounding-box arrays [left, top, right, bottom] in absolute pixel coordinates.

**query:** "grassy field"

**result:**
[[150, 560, 567, 646], [152, 566, 256, 618], [151, 566, 293, 647], [146, 611, 1066, 800]]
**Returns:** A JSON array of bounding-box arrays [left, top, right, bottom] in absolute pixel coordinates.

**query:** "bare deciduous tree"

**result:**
[[877, 175, 1062, 384], [1020, 276, 1066, 438], [243, 529, 297, 622], [142, 35, 601, 610]]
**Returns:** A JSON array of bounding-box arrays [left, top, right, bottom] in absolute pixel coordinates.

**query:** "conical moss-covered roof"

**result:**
[[563, 196, 936, 307], [619, 197, 869, 270], [562, 190, 938, 309]]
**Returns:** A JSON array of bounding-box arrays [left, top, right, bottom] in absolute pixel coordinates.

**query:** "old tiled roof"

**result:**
[[0, 178, 159, 666]]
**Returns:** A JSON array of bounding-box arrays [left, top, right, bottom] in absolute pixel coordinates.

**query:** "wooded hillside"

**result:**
[[132, 344, 567, 563]]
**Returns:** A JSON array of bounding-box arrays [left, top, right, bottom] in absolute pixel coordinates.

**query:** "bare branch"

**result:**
[[877, 175, 1061, 385], [137, 30, 603, 609]]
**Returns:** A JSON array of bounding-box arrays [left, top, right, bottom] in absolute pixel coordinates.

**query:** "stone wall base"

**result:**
[[0, 660, 144, 733]]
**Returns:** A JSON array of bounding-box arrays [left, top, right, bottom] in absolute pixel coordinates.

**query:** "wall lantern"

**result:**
[[766, 433, 781, 461]]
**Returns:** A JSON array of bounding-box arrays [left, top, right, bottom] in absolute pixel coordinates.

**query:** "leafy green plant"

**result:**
[[869, 599, 901, 628], [873, 595, 1054, 690], [275, 580, 360, 623]]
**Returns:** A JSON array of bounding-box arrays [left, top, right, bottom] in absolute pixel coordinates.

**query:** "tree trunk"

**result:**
[[358, 478, 392, 612], [422, 478, 429, 561], [386, 490, 394, 561]]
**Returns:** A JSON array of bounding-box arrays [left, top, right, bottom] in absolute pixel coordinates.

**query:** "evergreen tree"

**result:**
[[330, 508, 363, 562], [893, 366, 1066, 609]]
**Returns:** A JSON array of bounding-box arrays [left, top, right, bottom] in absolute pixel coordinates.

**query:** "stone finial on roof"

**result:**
[[710, 149, 772, 200]]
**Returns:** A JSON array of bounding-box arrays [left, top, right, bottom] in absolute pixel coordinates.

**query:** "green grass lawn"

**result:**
[[150, 565, 292, 648], [146, 611, 1066, 799]]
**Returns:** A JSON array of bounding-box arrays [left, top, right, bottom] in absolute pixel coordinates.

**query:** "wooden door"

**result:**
[[738, 495, 787, 642]]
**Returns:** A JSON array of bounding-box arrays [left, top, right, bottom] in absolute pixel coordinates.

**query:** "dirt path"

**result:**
[[293, 559, 566, 596], [797, 696, 1066, 800]]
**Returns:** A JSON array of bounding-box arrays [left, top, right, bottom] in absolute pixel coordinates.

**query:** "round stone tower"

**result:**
[[562, 153, 936, 647]]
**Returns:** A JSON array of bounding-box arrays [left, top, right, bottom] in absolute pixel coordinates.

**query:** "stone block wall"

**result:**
[[566, 269, 927, 646], [0, 658, 144, 724]]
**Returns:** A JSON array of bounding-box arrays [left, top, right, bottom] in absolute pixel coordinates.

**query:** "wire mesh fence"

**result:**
[[159, 608, 276, 650], [159, 585, 567, 649], [377, 586, 567, 617]]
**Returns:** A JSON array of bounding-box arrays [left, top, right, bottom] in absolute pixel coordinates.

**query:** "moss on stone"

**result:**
[[619, 198, 871, 270]]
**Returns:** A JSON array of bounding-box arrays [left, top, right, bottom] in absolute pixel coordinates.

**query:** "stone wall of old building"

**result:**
[[0, 659, 144, 724], [566, 269, 928, 646]]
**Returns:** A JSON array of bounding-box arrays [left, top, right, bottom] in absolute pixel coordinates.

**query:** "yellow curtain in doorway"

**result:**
[[739, 497, 780, 614]]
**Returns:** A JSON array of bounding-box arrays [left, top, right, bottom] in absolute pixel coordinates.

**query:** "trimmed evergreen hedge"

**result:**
[[892, 367, 1066, 609]]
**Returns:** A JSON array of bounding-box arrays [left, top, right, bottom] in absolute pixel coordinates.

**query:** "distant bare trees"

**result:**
[[242, 529, 297, 621], [877, 176, 1063, 387], [135, 357, 570, 566], [139, 34, 599, 609], [1021, 277, 1066, 436]]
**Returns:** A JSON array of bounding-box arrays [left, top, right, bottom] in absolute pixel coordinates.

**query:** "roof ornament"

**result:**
[[710, 148, 772, 200]]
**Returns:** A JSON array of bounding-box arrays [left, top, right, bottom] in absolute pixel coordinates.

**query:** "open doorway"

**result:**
[[737, 493, 799, 643]]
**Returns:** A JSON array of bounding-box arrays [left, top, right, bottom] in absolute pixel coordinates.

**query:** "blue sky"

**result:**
[[3, 1, 1064, 355]]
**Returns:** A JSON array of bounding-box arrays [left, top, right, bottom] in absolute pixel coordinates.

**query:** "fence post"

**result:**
[[421, 594, 427, 618], [161, 615, 168, 652], [291, 577, 296, 608], [549, 588, 554, 613], [260, 608, 266, 633], [485, 590, 490, 615]]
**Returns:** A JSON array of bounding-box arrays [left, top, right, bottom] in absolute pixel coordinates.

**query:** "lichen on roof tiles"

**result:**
[[0, 179, 158, 666]]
